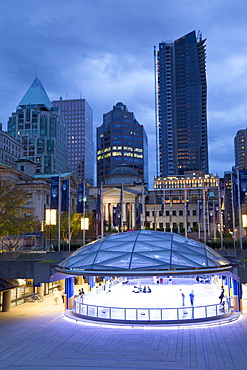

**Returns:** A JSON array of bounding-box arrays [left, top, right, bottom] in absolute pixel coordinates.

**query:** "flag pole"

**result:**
[[203, 181, 207, 245], [101, 182, 104, 238], [218, 178, 223, 249], [163, 189, 166, 232], [121, 183, 124, 232], [231, 171, 236, 250], [58, 175, 61, 252], [184, 185, 188, 238], [83, 179, 86, 246], [154, 190, 157, 231], [68, 177, 71, 251], [237, 167, 243, 250]]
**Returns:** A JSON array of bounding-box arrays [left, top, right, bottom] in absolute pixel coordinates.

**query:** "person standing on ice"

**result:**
[[189, 291, 194, 306], [180, 289, 185, 306]]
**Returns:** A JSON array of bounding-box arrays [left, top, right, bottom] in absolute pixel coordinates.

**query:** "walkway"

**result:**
[[0, 291, 247, 369]]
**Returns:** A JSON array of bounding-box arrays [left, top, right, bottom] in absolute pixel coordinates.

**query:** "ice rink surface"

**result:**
[[85, 277, 221, 309]]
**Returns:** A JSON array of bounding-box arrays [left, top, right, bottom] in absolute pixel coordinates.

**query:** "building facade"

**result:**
[[153, 171, 219, 238], [52, 98, 94, 186], [7, 78, 68, 174], [96, 102, 148, 186], [156, 30, 208, 177], [0, 123, 23, 167], [234, 129, 247, 169]]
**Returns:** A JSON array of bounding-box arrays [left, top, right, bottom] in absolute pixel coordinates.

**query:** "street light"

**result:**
[[45, 209, 57, 247], [81, 217, 89, 246]]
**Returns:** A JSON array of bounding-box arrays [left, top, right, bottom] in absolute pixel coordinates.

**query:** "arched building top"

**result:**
[[56, 230, 232, 276]]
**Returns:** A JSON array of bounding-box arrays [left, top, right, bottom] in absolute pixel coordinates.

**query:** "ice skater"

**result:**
[[189, 291, 194, 306], [219, 286, 224, 304], [180, 289, 185, 306]]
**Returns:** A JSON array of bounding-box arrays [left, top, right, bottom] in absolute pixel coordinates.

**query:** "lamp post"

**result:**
[[82, 180, 87, 246], [81, 217, 89, 246], [45, 209, 57, 248]]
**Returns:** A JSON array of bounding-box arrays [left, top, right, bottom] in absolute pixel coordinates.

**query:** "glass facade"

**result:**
[[58, 230, 231, 274], [7, 78, 68, 174], [52, 99, 94, 186], [97, 102, 148, 185], [157, 31, 208, 177]]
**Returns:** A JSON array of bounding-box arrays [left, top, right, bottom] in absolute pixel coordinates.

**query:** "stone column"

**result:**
[[2, 290, 11, 312]]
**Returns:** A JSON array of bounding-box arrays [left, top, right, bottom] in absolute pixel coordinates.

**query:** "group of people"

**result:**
[[79, 288, 85, 296], [196, 275, 210, 284], [132, 285, 152, 293], [180, 289, 194, 306]]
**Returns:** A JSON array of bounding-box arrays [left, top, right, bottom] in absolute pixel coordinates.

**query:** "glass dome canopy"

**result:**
[[56, 230, 233, 276]]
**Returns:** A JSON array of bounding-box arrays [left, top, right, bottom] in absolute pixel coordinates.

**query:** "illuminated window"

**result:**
[[124, 152, 133, 157], [124, 146, 133, 151], [112, 146, 122, 150]]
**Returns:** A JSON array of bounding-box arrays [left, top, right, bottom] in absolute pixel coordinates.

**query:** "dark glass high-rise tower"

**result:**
[[97, 102, 148, 185], [156, 30, 208, 177]]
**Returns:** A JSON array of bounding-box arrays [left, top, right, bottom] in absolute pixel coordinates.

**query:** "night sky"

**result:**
[[1, 0, 247, 187]]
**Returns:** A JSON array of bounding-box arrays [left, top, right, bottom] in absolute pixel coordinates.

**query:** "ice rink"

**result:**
[[84, 277, 222, 309]]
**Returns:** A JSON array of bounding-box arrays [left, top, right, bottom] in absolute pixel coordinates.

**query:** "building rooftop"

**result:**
[[18, 78, 52, 110]]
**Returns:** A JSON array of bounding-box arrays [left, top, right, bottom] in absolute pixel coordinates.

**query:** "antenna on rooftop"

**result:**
[[80, 91, 82, 99], [197, 30, 202, 42]]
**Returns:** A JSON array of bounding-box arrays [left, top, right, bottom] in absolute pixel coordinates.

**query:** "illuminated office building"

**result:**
[[7, 78, 68, 174], [97, 102, 148, 185], [52, 98, 93, 185]]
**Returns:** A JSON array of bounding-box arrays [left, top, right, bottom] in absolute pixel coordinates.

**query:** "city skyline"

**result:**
[[1, 1, 247, 186]]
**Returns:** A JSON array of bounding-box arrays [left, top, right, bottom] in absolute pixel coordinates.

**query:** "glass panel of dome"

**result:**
[[76, 242, 103, 255], [94, 251, 129, 264], [100, 241, 134, 252], [172, 241, 206, 256], [137, 234, 172, 242], [205, 247, 229, 265], [59, 253, 97, 268], [139, 250, 171, 263], [134, 241, 170, 252], [107, 233, 136, 241], [130, 255, 165, 268], [171, 251, 207, 267], [97, 255, 131, 269]]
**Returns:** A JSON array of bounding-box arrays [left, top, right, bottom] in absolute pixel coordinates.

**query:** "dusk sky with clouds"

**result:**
[[1, 0, 247, 187]]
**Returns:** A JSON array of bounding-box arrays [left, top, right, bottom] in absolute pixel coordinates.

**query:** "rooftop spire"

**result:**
[[18, 78, 52, 110]]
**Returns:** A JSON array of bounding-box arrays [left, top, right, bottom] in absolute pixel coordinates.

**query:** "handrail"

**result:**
[[73, 297, 232, 323]]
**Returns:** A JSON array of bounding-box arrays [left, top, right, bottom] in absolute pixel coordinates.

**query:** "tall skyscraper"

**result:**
[[52, 98, 93, 186], [234, 129, 247, 169], [97, 102, 148, 185], [7, 78, 68, 174], [155, 30, 208, 177]]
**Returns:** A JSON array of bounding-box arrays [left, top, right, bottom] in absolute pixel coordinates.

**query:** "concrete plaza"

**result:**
[[0, 289, 247, 369]]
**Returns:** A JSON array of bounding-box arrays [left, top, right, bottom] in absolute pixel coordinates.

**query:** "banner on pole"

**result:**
[[61, 179, 69, 212], [239, 169, 247, 205], [50, 176, 59, 209], [96, 186, 101, 214], [76, 183, 84, 213], [113, 206, 121, 226]]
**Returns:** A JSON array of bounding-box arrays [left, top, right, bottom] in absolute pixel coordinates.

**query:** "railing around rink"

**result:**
[[73, 296, 232, 324]]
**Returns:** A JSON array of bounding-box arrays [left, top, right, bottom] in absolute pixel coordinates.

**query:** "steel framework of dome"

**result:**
[[56, 230, 232, 276]]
